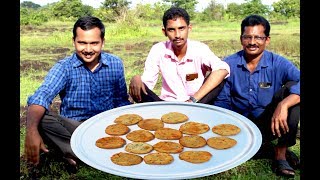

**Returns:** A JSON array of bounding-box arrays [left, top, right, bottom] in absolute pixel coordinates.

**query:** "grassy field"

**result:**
[[20, 18, 300, 179]]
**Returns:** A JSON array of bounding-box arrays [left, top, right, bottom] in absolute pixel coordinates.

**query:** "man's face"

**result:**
[[73, 27, 104, 64], [240, 25, 270, 57], [162, 17, 191, 50]]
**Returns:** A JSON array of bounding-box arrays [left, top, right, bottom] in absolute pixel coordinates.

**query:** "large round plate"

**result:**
[[71, 102, 262, 179]]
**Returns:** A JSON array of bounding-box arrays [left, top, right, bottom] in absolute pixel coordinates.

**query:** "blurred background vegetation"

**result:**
[[20, 0, 300, 26]]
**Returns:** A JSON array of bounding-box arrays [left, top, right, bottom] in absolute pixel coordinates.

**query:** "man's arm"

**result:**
[[271, 94, 300, 137], [192, 69, 228, 101], [129, 75, 147, 102], [129, 44, 162, 102], [24, 104, 49, 165]]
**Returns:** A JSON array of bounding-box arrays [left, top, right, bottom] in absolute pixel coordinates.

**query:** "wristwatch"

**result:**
[[189, 96, 198, 103]]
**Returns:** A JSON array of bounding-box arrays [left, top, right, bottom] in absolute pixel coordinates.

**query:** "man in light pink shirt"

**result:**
[[129, 7, 230, 104]]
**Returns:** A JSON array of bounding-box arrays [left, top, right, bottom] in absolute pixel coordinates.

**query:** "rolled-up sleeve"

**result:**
[[199, 44, 230, 78], [141, 44, 161, 90]]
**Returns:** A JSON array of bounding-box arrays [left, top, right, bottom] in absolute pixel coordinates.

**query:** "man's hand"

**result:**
[[271, 94, 300, 137], [271, 103, 289, 137], [129, 75, 147, 102], [24, 129, 49, 165]]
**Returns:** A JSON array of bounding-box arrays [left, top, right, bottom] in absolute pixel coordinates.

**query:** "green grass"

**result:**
[[20, 19, 300, 179]]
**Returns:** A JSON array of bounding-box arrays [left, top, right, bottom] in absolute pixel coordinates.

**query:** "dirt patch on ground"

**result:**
[[25, 47, 71, 62], [124, 41, 156, 51], [24, 47, 70, 55], [20, 25, 70, 35], [20, 60, 51, 72]]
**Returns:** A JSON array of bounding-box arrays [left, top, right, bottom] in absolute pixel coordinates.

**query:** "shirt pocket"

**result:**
[[257, 87, 274, 107], [185, 78, 202, 96]]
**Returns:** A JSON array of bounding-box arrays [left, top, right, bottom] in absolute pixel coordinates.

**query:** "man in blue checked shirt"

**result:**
[[214, 15, 300, 177], [24, 16, 131, 169]]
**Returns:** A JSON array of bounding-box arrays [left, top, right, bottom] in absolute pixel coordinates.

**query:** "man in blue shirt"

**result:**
[[24, 16, 131, 168], [214, 15, 300, 177]]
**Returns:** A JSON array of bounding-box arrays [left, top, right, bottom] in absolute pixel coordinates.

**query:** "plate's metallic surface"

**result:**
[[71, 102, 262, 179]]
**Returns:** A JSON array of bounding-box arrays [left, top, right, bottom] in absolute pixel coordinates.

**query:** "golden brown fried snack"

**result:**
[[179, 151, 212, 163], [179, 135, 207, 148], [155, 127, 182, 140], [105, 123, 130, 135], [212, 124, 241, 136], [153, 141, 184, 153], [143, 153, 174, 165], [95, 136, 126, 149], [111, 152, 143, 166], [207, 137, 237, 149], [179, 121, 210, 135], [126, 129, 155, 142], [161, 112, 189, 124], [125, 142, 154, 154], [138, 118, 164, 131], [114, 114, 143, 126]]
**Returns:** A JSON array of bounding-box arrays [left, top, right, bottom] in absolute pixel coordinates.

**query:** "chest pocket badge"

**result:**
[[259, 82, 271, 88], [186, 73, 198, 81]]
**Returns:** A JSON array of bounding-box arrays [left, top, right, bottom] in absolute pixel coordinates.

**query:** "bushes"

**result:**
[[20, 8, 49, 26]]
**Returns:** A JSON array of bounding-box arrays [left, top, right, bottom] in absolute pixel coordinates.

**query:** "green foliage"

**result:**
[[198, 0, 225, 21], [105, 13, 153, 41], [20, 7, 49, 26], [20, 1, 41, 9], [102, 0, 131, 18], [153, 2, 172, 21], [163, 0, 198, 18], [225, 3, 243, 21], [272, 0, 300, 18], [134, 3, 157, 21], [241, 0, 270, 17], [92, 8, 114, 22], [225, 0, 270, 21], [20, 0, 300, 24], [130, 2, 171, 23], [52, 0, 94, 20]]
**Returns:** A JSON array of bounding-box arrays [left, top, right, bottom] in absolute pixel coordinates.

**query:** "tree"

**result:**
[[20, 1, 41, 9], [163, 0, 198, 18], [20, 7, 49, 25], [132, 2, 171, 21], [241, 0, 270, 17], [102, 0, 131, 16], [272, 0, 300, 18], [201, 0, 225, 21], [225, 3, 243, 21], [52, 0, 93, 19], [102, 0, 131, 22]]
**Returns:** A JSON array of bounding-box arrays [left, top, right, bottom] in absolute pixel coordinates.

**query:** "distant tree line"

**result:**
[[20, 0, 300, 26]]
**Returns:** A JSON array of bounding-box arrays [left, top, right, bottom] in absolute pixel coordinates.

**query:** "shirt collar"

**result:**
[[100, 52, 110, 66], [237, 50, 270, 70], [164, 39, 192, 62], [71, 52, 109, 68]]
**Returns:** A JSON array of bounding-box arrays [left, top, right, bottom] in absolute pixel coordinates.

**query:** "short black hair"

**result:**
[[162, 7, 190, 28], [241, 14, 270, 37], [72, 16, 105, 40]]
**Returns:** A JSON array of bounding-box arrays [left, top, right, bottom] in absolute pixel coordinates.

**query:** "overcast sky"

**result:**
[[20, 0, 280, 11]]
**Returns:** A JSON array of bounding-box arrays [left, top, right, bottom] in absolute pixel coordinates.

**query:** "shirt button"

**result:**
[[249, 89, 252, 91]]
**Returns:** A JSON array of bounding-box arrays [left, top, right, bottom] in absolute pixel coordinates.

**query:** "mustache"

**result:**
[[246, 45, 258, 48], [173, 38, 183, 41], [83, 51, 94, 56]]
